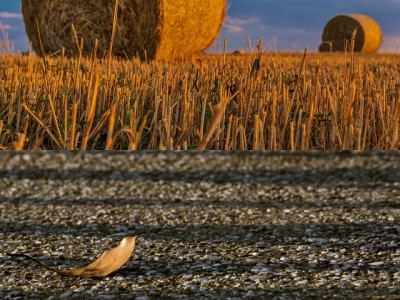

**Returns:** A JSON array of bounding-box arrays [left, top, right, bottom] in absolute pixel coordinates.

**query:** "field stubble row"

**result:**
[[1, 50, 400, 150]]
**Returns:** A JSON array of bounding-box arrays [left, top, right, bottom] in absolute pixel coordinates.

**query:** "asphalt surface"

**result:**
[[0, 152, 399, 299]]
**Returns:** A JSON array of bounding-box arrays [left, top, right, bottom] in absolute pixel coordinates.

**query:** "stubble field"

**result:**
[[1, 50, 400, 150]]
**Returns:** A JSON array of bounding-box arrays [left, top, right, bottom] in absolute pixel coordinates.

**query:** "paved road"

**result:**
[[0, 152, 399, 299]]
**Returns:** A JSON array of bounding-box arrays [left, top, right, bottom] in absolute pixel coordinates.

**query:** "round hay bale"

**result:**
[[233, 49, 246, 56], [318, 42, 332, 52], [21, 0, 226, 60], [319, 14, 382, 53]]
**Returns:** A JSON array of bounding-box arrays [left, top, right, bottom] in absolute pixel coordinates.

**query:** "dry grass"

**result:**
[[1, 46, 400, 150]]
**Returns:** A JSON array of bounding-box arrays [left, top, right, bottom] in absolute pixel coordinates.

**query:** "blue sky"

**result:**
[[1, 0, 400, 53]]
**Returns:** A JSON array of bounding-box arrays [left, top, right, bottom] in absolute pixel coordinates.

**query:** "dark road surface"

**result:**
[[0, 152, 399, 299]]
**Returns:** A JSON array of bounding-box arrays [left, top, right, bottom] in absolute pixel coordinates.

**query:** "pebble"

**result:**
[[60, 291, 73, 298], [370, 262, 385, 267], [0, 153, 399, 299], [114, 276, 125, 281]]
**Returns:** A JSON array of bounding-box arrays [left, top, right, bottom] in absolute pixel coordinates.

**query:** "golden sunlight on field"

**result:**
[[0, 50, 400, 150]]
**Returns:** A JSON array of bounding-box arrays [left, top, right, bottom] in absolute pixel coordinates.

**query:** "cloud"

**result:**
[[224, 23, 243, 33], [1, 24, 12, 30], [381, 35, 400, 53], [223, 15, 261, 33], [0, 12, 22, 19], [226, 16, 261, 26]]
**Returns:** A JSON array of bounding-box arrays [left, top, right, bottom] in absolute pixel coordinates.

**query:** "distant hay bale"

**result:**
[[21, 0, 226, 60], [318, 42, 332, 53], [319, 14, 382, 53], [233, 50, 246, 56]]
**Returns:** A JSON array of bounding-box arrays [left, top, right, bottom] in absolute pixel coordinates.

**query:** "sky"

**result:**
[[1, 0, 400, 53]]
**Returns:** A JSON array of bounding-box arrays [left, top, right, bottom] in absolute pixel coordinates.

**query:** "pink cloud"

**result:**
[[224, 23, 243, 33], [0, 12, 22, 19], [1, 24, 12, 30], [223, 16, 261, 33], [380, 35, 400, 53]]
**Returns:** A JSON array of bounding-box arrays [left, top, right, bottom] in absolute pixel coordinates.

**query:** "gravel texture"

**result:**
[[0, 152, 399, 299]]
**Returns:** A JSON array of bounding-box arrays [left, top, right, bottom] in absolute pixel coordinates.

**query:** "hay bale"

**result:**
[[319, 14, 382, 53], [21, 0, 226, 60], [318, 42, 332, 52], [233, 49, 246, 56]]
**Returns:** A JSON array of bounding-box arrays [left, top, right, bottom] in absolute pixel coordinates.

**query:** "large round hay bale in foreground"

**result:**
[[319, 14, 382, 53], [21, 0, 226, 60]]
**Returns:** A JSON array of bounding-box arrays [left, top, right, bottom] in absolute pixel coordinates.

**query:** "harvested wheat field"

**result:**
[[1, 50, 400, 150]]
